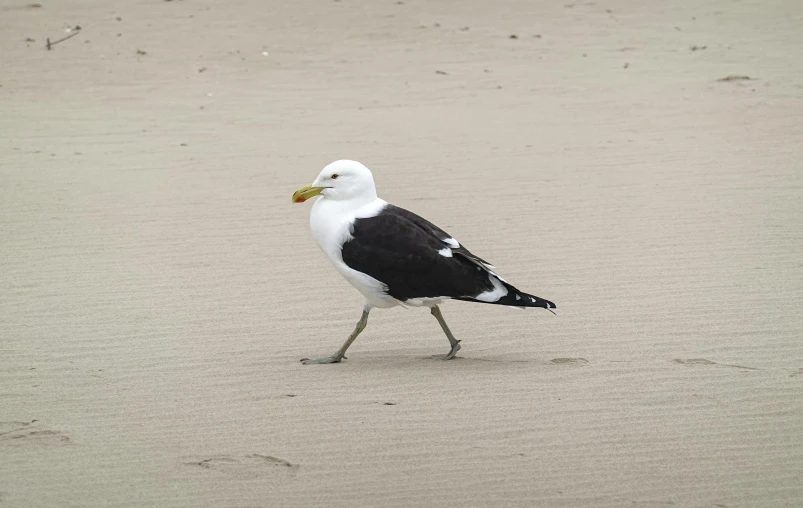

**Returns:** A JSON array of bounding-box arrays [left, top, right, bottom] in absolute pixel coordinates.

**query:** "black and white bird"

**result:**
[[292, 160, 555, 364]]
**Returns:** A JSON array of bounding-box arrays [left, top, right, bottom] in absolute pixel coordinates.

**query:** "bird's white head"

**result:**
[[292, 160, 377, 204]]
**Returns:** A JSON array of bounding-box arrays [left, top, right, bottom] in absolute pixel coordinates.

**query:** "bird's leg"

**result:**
[[429, 305, 461, 360], [301, 308, 370, 365]]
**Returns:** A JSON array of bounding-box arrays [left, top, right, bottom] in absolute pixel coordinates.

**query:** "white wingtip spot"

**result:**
[[516, 294, 521, 301], [438, 248, 453, 258], [530, 296, 536, 303], [443, 237, 460, 248]]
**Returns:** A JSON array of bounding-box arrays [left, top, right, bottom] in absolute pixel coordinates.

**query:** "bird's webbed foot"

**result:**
[[430, 340, 461, 361]]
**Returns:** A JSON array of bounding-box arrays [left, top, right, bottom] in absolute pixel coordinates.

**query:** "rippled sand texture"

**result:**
[[2, 0, 802, 507]]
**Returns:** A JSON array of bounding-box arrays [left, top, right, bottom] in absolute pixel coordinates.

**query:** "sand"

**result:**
[[2, 0, 802, 506]]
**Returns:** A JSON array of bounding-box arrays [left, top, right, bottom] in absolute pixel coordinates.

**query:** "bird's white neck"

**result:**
[[312, 189, 378, 219], [309, 195, 386, 260]]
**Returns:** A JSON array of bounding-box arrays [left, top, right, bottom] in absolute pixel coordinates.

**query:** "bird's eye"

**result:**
[[331, 174, 339, 180]]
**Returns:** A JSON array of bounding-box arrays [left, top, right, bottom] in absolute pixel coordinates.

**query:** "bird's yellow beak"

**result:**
[[292, 184, 325, 203]]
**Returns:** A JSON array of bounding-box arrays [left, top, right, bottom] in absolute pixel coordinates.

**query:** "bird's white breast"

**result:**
[[309, 197, 399, 309]]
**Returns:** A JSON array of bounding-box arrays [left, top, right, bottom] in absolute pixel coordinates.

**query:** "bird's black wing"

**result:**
[[384, 205, 496, 270], [341, 204, 556, 309], [341, 206, 495, 302]]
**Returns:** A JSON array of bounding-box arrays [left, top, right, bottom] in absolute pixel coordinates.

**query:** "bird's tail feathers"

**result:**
[[455, 280, 556, 312], [498, 282, 556, 311]]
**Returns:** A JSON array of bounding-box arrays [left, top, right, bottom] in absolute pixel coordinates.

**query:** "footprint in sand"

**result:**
[[0, 421, 33, 435], [551, 358, 589, 365], [0, 421, 71, 446], [672, 358, 716, 366], [672, 358, 758, 371], [183, 454, 299, 479]]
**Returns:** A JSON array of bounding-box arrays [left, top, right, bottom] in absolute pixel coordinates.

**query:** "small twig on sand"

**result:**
[[46, 29, 80, 50]]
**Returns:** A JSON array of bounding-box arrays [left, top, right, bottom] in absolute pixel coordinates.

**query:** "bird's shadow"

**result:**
[[317, 352, 589, 371], [448, 355, 588, 366]]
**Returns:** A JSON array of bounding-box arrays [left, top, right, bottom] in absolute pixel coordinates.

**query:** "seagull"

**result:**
[[292, 160, 555, 364]]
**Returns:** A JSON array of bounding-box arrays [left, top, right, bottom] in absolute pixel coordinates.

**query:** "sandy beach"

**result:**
[[2, 0, 802, 506]]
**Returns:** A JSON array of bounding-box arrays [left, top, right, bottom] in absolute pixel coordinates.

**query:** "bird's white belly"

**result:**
[[403, 297, 447, 308], [334, 263, 399, 309]]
